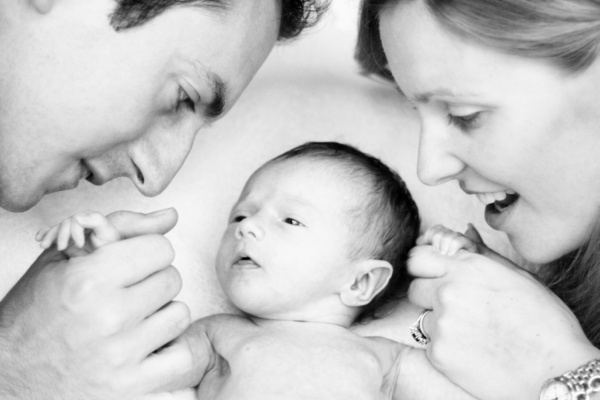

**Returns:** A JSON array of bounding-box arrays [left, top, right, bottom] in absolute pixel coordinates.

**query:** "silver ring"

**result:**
[[409, 309, 432, 346]]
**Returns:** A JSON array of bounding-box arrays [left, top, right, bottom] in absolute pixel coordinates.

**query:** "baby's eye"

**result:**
[[284, 218, 303, 227]]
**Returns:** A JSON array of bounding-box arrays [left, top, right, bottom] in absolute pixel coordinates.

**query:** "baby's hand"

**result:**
[[416, 223, 487, 256], [35, 211, 121, 257]]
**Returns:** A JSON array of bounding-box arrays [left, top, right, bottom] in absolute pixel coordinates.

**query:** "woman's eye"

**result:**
[[446, 112, 481, 131], [175, 87, 196, 113], [284, 218, 303, 227]]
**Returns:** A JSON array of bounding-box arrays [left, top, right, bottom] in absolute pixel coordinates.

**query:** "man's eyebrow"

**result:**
[[204, 71, 227, 122], [190, 0, 233, 13], [191, 61, 228, 122]]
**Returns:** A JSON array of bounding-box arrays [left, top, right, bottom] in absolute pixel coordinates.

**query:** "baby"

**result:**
[[38, 142, 478, 399]]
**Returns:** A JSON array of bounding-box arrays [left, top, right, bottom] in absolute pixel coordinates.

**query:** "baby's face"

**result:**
[[216, 158, 363, 321]]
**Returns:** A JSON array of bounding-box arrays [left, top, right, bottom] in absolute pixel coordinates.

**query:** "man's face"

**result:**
[[216, 158, 363, 321], [0, 0, 280, 211]]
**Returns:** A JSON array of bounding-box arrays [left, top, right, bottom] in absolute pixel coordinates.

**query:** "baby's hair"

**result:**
[[270, 141, 420, 322]]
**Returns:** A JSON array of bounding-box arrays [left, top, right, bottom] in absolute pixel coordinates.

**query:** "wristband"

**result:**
[[539, 359, 600, 400]]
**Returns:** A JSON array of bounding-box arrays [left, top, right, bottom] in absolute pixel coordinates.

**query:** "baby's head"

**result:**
[[216, 142, 420, 325]]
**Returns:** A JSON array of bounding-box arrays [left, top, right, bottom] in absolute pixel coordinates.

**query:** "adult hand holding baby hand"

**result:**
[[0, 208, 193, 399], [408, 230, 600, 400]]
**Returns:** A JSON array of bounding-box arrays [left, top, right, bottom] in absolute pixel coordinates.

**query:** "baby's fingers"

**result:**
[[73, 211, 120, 248], [39, 225, 60, 249], [57, 219, 73, 251], [70, 219, 86, 248], [417, 224, 450, 246], [35, 226, 51, 242]]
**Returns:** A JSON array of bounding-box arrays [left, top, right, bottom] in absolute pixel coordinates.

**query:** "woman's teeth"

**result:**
[[475, 190, 515, 205], [476, 190, 519, 213]]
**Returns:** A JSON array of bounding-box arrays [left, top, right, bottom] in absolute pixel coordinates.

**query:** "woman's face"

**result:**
[[380, 1, 600, 263]]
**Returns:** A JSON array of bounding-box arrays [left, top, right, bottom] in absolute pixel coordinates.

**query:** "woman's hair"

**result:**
[[271, 141, 421, 323], [356, 0, 600, 347], [110, 0, 330, 41], [356, 0, 600, 80], [542, 222, 600, 348]]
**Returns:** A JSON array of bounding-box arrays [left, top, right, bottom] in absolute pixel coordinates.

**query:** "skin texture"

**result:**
[[0, 0, 279, 212], [380, 1, 600, 265], [0, 0, 281, 399], [369, 2, 600, 399], [216, 158, 392, 325]]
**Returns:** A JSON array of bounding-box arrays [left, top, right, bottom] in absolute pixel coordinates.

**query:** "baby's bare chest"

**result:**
[[197, 329, 394, 400]]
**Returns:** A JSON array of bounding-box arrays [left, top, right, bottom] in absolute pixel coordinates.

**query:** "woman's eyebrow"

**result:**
[[409, 89, 478, 104]]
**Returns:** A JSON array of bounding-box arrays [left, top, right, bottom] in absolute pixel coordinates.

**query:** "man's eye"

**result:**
[[284, 218, 303, 226], [175, 87, 196, 113]]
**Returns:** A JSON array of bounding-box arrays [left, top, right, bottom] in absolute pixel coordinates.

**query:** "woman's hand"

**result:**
[[407, 241, 600, 400]]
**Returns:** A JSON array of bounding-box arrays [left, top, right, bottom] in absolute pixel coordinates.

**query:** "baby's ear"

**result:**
[[30, 0, 54, 14], [340, 260, 392, 307]]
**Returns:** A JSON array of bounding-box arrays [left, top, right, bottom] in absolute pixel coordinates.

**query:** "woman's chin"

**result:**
[[508, 234, 576, 266]]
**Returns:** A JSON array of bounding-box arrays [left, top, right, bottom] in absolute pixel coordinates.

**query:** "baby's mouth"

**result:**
[[234, 255, 260, 268]]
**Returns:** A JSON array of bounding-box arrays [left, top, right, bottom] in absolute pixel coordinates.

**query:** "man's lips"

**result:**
[[80, 160, 93, 181]]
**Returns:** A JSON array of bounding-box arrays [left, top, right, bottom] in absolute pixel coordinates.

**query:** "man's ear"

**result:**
[[30, 0, 54, 14], [340, 260, 393, 307]]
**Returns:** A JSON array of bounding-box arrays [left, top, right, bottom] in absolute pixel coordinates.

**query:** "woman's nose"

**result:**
[[235, 217, 265, 240], [417, 124, 465, 186]]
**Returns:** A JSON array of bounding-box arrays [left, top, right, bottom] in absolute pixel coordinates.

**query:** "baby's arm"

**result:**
[[417, 223, 489, 256], [162, 316, 224, 394], [35, 211, 121, 258], [417, 223, 521, 272], [391, 346, 478, 400]]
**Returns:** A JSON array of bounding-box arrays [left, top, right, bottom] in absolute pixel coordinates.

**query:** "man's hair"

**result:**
[[110, 0, 330, 41], [271, 141, 421, 323]]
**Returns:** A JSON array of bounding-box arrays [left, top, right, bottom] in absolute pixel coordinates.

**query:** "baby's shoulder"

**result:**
[[196, 313, 260, 353], [357, 335, 404, 374]]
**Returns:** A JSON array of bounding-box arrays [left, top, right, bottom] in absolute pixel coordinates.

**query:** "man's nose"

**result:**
[[130, 126, 197, 197], [417, 124, 465, 186], [235, 216, 265, 240]]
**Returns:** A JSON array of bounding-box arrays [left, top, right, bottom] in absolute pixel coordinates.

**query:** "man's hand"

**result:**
[[0, 209, 194, 399]]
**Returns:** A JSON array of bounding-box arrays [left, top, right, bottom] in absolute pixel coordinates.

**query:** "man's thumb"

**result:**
[[107, 208, 178, 239]]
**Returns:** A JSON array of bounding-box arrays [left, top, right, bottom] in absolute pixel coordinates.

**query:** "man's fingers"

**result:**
[[89, 234, 176, 287], [125, 266, 184, 320], [124, 301, 191, 361], [140, 339, 197, 393], [107, 208, 178, 239]]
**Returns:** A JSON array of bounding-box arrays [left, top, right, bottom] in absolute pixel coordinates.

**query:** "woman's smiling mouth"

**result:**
[[474, 190, 520, 213]]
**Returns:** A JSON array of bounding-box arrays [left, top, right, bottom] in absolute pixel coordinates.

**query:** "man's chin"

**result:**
[[0, 190, 43, 213]]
